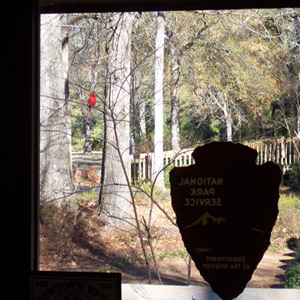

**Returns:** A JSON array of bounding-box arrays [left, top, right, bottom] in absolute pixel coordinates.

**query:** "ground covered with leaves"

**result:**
[[39, 187, 300, 288]]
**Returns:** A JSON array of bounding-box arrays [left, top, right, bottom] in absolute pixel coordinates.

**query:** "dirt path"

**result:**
[[40, 183, 297, 289], [40, 214, 294, 288], [121, 249, 294, 287], [244, 250, 293, 288]]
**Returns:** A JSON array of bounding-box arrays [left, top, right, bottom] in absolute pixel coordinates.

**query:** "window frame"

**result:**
[[31, 0, 300, 293]]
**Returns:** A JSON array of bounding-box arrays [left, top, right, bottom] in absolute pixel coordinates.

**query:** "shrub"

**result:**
[[285, 247, 300, 288], [285, 262, 300, 288], [275, 194, 300, 242], [164, 164, 175, 189], [283, 163, 300, 189]]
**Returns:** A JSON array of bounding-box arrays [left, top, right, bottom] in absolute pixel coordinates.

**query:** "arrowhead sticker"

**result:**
[[169, 142, 282, 300]]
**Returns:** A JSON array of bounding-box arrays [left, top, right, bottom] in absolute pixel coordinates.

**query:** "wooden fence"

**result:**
[[72, 137, 300, 182], [245, 137, 300, 171], [134, 137, 300, 180], [134, 149, 194, 181]]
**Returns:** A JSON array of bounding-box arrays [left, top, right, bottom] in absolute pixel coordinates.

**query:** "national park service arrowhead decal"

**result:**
[[169, 142, 282, 300]]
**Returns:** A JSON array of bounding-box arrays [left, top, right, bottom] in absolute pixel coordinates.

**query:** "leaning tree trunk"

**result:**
[[100, 13, 133, 227], [153, 12, 165, 189], [40, 14, 73, 206]]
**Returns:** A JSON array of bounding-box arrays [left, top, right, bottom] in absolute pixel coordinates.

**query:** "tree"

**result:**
[[130, 12, 156, 155], [84, 108, 93, 152], [67, 14, 108, 152], [100, 13, 133, 226], [264, 8, 300, 187], [270, 9, 300, 136], [165, 11, 211, 148], [40, 14, 73, 206], [169, 35, 181, 150], [154, 12, 165, 189], [178, 10, 282, 142], [206, 86, 243, 142]]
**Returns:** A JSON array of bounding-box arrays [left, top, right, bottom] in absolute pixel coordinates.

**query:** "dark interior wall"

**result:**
[[2, 0, 39, 298], [1, 1, 299, 299]]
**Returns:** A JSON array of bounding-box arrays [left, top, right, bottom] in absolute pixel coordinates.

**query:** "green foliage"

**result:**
[[68, 10, 300, 154], [275, 194, 300, 244], [91, 120, 103, 151], [72, 137, 85, 152], [75, 190, 99, 202], [133, 181, 153, 200], [288, 163, 300, 190], [180, 114, 221, 146], [285, 262, 300, 288], [158, 249, 188, 260], [71, 99, 85, 151], [279, 194, 300, 210], [285, 247, 300, 288], [164, 164, 175, 189], [273, 108, 297, 138]]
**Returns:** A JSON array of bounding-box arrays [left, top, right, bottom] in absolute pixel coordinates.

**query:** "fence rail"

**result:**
[[72, 137, 300, 182], [135, 148, 195, 180], [134, 137, 300, 180]]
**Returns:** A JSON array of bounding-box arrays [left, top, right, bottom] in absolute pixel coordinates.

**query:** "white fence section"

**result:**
[[134, 137, 300, 180], [135, 148, 195, 181], [72, 137, 300, 182], [245, 137, 300, 172]]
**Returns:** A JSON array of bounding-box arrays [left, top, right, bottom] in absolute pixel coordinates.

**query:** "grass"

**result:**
[[275, 191, 300, 288], [272, 192, 300, 246], [158, 250, 189, 260]]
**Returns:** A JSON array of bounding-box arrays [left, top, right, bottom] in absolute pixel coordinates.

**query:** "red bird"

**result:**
[[88, 93, 97, 118]]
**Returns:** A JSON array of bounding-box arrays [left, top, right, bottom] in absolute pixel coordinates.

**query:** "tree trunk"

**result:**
[[154, 12, 165, 189], [226, 116, 233, 142], [130, 65, 136, 156], [170, 46, 181, 151], [223, 100, 233, 142], [84, 115, 92, 153], [84, 69, 98, 153], [296, 11, 300, 137], [40, 14, 73, 206], [101, 13, 133, 227], [140, 98, 146, 142]]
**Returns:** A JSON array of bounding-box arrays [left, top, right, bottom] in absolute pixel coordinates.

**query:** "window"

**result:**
[[36, 2, 300, 299]]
